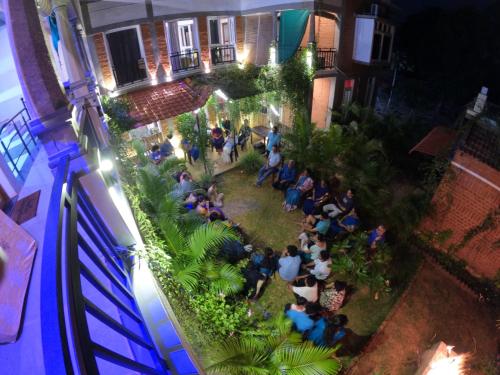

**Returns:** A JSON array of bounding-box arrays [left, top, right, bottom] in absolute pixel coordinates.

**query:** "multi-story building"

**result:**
[[0, 1, 394, 374]]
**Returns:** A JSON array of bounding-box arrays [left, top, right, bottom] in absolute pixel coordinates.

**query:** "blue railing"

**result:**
[[41, 157, 168, 374], [0, 98, 37, 181]]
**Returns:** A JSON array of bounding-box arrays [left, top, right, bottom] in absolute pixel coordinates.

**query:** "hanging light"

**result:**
[[215, 89, 228, 101]]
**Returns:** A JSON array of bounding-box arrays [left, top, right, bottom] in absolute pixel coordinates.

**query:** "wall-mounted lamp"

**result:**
[[214, 89, 228, 101]]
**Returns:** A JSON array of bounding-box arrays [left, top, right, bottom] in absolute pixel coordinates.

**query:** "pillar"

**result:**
[[308, 12, 316, 44], [3, 0, 68, 119]]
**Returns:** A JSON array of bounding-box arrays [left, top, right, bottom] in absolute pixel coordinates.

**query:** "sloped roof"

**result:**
[[126, 80, 211, 125], [409, 126, 457, 156]]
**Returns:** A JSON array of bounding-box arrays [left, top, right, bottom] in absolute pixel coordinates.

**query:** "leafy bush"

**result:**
[[189, 291, 250, 339], [175, 113, 196, 143], [102, 96, 136, 138], [238, 149, 265, 174]]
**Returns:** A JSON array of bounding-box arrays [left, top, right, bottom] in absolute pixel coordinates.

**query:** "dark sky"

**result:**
[[394, 0, 494, 16]]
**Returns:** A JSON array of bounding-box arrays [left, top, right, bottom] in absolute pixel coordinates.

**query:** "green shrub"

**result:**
[[238, 150, 264, 174], [102, 96, 136, 138]]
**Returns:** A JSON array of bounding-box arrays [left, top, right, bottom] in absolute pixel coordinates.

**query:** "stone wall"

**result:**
[[140, 24, 156, 78], [154, 21, 170, 74], [92, 33, 115, 90]]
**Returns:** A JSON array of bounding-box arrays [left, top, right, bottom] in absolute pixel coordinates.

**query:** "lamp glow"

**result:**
[[269, 46, 276, 66], [306, 50, 313, 69], [151, 77, 158, 86], [203, 61, 211, 74], [193, 108, 201, 114], [99, 158, 113, 172], [109, 91, 119, 98], [215, 89, 228, 101], [270, 104, 280, 116]]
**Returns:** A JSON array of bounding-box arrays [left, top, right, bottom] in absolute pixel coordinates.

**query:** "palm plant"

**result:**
[[206, 314, 341, 375]]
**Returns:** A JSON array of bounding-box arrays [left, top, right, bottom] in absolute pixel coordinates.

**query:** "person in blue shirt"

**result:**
[[285, 300, 314, 333], [266, 126, 281, 155], [302, 211, 331, 236], [256, 145, 281, 186], [278, 245, 302, 282], [273, 159, 297, 191], [149, 144, 162, 164], [368, 225, 386, 252], [308, 314, 348, 347], [329, 209, 360, 238]]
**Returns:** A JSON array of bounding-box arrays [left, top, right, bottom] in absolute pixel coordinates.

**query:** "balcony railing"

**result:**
[[170, 50, 200, 73], [211, 45, 236, 65], [0, 98, 37, 181], [316, 48, 337, 70], [41, 157, 169, 374]]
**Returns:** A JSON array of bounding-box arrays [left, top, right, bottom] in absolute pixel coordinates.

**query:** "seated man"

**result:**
[[256, 144, 281, 186], [278, 245, 302, 283], [368, 225, 386, 252], [272, 160, 297, 191], [285, 302, 314, 333], [299, 233, 327, 261], [297, 250, 332, 281], [302, 212, 331, 236], [160, 136, 174, 157], [323, 189, 355, 218], [149, 144, 162, 164], [329, 209, 360, 237], [291, 275, 318, 303]]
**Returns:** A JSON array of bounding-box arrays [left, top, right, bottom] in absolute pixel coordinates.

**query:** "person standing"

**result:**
[[266, 125, 281, 156]]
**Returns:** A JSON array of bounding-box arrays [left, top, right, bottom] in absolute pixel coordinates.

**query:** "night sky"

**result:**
[[394, 0, 494, 16]]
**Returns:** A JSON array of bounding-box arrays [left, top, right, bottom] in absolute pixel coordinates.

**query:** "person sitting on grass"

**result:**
[[207, 207, 227, 222], [299, 233, 327, 262], [323, 189, 355, 218], [368, 225, 386, 253], [296, 250, 332, 281], [207, 180, 224, 207], [303, 179, 330, 216], [249, 248, 279, 300], [308, 314, 348, 347], [278, 245, 302, 283], [329, 208, 360, 238], [285, 301, 314, 333], [284, 169, 314, 212], [290, 275, 318, 303], [302, 212, 331, 236], [272, 159, 297, 191], [319, 280, 347, 313], [256, 144, 281, 187], [149, 144, 162, 164]]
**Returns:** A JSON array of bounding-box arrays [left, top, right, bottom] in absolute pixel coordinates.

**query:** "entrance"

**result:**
[[106, 28, 147, 86]]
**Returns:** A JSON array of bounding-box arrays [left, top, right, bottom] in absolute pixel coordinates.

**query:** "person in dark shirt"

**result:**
[[150, 144, 162, 164], [273, 160, 297, 191], [323, 189, 355, 218]]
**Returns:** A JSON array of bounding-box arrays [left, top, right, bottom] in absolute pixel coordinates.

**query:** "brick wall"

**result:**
[[420, 152, 500, 278], [139, 23, 156, 78], [235, 15, 245, 58], [154, 21, 170, 74], [197, 16, 209, 65], [92, 33, 115, 90], [300, 15, 337, 49]]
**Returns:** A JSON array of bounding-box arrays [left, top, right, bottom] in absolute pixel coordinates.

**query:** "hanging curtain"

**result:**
[[48, 13, 59, 54], [278, 9, 309, 63]]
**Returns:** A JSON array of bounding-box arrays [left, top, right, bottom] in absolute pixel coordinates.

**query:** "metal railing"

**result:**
[[0, 98, 36, 180], [211, 45, 236, 65], [170, 49, 200, 73], [41, 157, 168, 374], [316, 48, 337, 70]]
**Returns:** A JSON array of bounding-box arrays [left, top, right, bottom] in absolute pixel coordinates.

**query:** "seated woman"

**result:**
[[319, 280, 347, 313], [302, 179, 330, 216], [207, 180, 224, 207], [308, 314, 348, 347], [211, 126, 225, 155], [283, 169, 314, 212], [207, 206, 227, 222], [272, 160, 297, 191], [329, 208, 360, 237], [301, 212, 331, 236], [222, 132, 236, 164]]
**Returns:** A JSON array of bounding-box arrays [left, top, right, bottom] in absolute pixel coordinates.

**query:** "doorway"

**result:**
[[106, 28, 147, 86]]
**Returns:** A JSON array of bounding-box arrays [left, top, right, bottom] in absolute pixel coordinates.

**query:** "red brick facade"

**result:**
[[235, 15, 245, 58], [420, 152, 500, 278], [197, 16, 210, 65], [154, 21, 170, 74], [139, 23, 156, 78], [93, 33, 115, 89]]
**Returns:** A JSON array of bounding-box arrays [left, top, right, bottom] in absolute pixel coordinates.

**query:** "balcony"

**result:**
[[316, 48, 337, 70], [210, 45, 236, 65], [170, 50, 200, 73]]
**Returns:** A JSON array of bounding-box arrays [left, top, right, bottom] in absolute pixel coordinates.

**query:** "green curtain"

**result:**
[[278, 9, 310, 63]]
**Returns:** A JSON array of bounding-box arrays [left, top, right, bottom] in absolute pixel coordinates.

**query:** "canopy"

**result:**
[[278, 9, 310, 63]]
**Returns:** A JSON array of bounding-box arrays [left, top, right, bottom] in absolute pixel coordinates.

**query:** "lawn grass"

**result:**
[[220, 168, 420, 356]]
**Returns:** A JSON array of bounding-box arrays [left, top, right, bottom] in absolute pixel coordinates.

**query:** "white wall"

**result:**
[[88, 1, 148, 29], [0, 23, 23, 120], [352, 17, 375, 64]]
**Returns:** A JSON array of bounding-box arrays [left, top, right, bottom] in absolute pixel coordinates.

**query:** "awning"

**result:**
[[409, 126, 457, 156], [278, 9, 310, 63], [125, 80, 211, 125]]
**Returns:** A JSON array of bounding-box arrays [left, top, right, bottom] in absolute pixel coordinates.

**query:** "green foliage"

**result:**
[[238, 149, 265, 174], [189, 291, 250, 339], [102, 96, 136, 138], [176, 112, 197, 143], [205, 262, 245, 295], [206, 313, 341, 375]]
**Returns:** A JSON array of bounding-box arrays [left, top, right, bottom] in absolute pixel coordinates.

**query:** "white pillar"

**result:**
[[308, 12, 315, 44]]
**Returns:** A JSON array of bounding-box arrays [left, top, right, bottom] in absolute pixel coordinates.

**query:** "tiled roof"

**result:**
[[459, 121, 500, 170], [409, 126, 457, 156], [125, 80, 211, 125]]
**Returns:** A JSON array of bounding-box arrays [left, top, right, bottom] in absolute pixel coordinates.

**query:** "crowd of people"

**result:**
[[147, 124, 387, 352]]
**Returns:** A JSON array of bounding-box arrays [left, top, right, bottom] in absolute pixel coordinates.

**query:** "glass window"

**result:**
[[209, 19, 219, 44]]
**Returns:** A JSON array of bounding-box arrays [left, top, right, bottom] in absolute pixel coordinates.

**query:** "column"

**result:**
[[308, 11, 316, 44]]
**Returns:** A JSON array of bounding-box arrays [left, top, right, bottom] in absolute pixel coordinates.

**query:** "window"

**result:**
[[207, 17, 235, 46], [177, 20, 194, 52]]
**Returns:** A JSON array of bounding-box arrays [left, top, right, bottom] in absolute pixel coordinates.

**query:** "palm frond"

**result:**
[[172, 260, 202, 291], [205, 262, 245, 295], [271, 345, 341, 375], [158, 194, 183, 222], [157, 219, 185, 256], [137, 167, 168, 209], [187, 223, 237, 262], [178, 211, 205, 236], [157, 157, 185, 176]]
